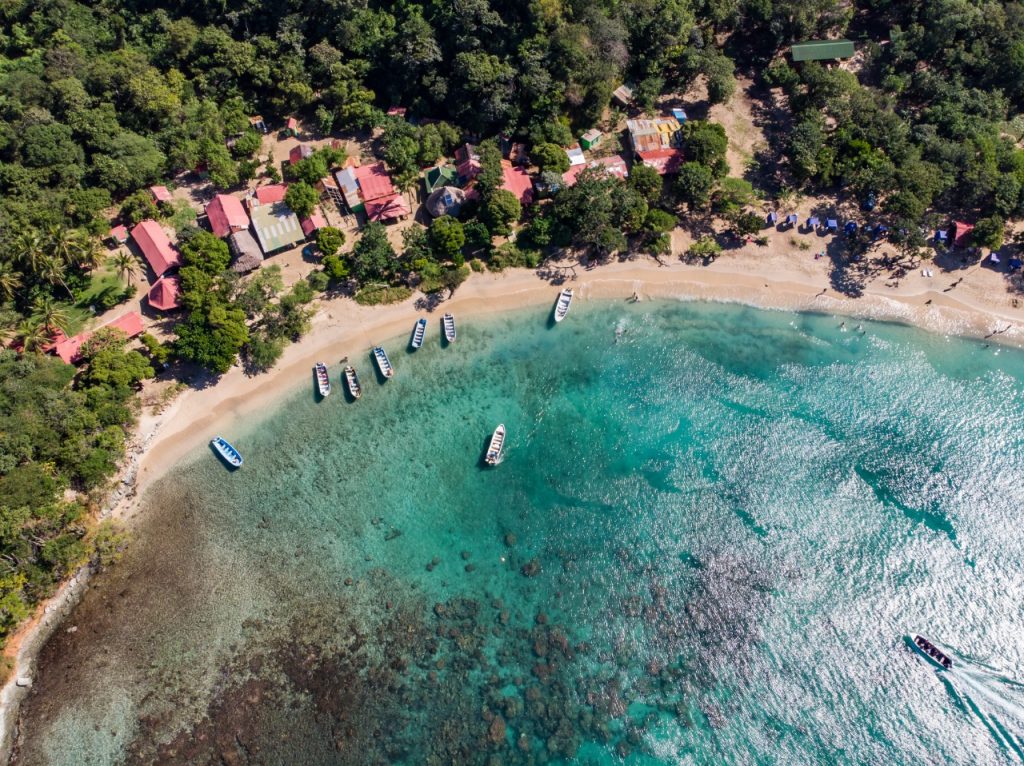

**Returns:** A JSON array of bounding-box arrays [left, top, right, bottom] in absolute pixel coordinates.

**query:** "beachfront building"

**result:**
[[500, 160, 534, 205], [301, 213, 327, 238], [205, 194, 250, 239], [626, 117, 684, 175], [455, 144, 482, 183], [130, 220, 181, 280], [53, 312, 144, 365], [229, 230, 264, 273], [334, 166, 364, 213], [108, 224, 129, 247], [332, 162, 411, 224], [149, 185, 172, 204], [425, 165, 458, 195], [950, 220, 974, 248], [247, 185, 304, 255], [426, 186, 466, 218], [566, 144, 586, 167], [147, 275, 181, 312], [561, 155, 629, 187], [612, 84, 634, 106]]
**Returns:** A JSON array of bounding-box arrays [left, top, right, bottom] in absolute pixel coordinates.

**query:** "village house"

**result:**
[[626, 117, 684, 175], [289, 144, 314, 165], [130, 220, 181, 279], [561, 155, 629, 187], [205, 194, 250, 239], [248, 185, 304, 255], [229, 230, 263, 273], [147, 275, 181, 312], [53, 312, 144, 365]]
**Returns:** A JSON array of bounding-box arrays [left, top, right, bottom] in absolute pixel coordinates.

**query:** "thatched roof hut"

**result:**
[[229, 230, 263, 273], [426, 186, 466, 218]]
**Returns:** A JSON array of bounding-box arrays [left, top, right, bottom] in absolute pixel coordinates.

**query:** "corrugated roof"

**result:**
[[54, 312, 144, 364], [150, 185, 172, 202], [501, 160, 533, 204], [147, 276, 180, 311], [366, 193, 411, 222], [255, 184, 288, 204], [250, 202, 304, 254], [206, 194, 250, 238], [791, 40, 855, 62], [354, 163, 395, 202], [130, 220, 180, 277], [301, 214, 327, 236], [638, 149, 684, 175], [561, 155, 629, 187]]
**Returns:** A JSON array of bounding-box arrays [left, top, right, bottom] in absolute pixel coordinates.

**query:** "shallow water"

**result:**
[[14, 301, 1024, 765]]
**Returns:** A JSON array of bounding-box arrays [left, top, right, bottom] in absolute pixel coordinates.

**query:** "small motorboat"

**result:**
[[373, 346, 394, 378], [210, 436, 243, 468], [410, 317, 427, 349], [912, 634, 954, 670], [554, 287, 573, 322], [344, 365, 361, 399], [314, 362, 331, 397], [443, 313, 457, 343], [484, 424, 506, 466]]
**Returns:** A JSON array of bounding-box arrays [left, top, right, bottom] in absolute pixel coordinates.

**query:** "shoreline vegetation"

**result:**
[[5, 0, 1024, 758]]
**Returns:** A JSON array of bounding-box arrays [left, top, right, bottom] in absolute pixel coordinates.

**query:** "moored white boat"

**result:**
[[554, 287, 574, 322], [373, 346, 395, 378], [314, 362, 331, 397], [344, 365, 361, 398], [210, 436, 243, 468], [443, 313, 457, 343], [484, 424, 506, 466], [411, 317, 427, 349]]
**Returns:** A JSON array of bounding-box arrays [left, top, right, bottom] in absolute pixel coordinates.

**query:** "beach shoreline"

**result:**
[[2, 252, 1024, 760]]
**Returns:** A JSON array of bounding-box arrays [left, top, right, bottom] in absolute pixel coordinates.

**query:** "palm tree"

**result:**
[[111, 251, 139, 286], [16, 319, 50, 353], [37, 256, 75, 299], [47, 225, 78, 266], [73, 233, 106, 271], [30, 295, 71, 336], [13, 232, 47, 277], [0, 263, 23, 302]]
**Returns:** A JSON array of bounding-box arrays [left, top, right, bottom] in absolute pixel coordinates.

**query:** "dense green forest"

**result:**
[[3, 0, 1024, 649]]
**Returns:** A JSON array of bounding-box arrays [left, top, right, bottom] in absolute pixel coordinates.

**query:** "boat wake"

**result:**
[[916, 641, 1024, 760]]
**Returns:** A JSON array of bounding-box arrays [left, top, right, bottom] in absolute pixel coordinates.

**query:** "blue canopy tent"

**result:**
[[1010, 258, 1023, 271], [826, 218, 839, 232], [767, 211, 778, 225], [672, 108, 688, 122], [935, 230, 948, 242], [786, 214, 798, 227], [873, 224, 889, 240], [844, 221, 858, 235], [808, 216, 820, 230]]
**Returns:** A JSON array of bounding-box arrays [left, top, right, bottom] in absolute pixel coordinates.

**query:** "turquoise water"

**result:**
[[14, 301, 1024, 764]]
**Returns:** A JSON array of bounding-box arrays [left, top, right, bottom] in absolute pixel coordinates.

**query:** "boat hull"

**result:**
[[373, 347, 395, 378], [912, 634, 953, 670], [314, 363, 331, 397], [411, 319, 427, 349], [554, 288, 573, 322], [344, 367, 361, 399], [210, 437, 243, 468], [443, 314, 457, 343], [484, 424, 506, 466]]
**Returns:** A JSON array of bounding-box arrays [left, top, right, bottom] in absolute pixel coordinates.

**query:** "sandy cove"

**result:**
[[2, 250, 1024, 760]]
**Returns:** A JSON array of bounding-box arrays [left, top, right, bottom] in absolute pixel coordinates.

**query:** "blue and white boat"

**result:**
[[443, 313, 457, 343], [314, 362, 331, 397], [373, 346, 394, 378], [210, 436, 243, 468], [554, 287, 573, 322], [410, 318, 427, 349]]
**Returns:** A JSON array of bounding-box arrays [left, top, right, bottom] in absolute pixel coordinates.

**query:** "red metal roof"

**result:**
[[301, 214, 327, 236], [255, 184, 288, 204], [501, 160, 534, 205], [562, 155, 629, 187], [289, 144, 314, 165], [54, 312, 144, 364], [638, 149, 684, 175], [206, 194, 250, 238], [386, 106, 407, 117], [354, 163, 396, 202], [147, 276, 181, 311], [150, 185, 172, 202], [109, 224, 129, 243], [286, 117, 298, 129], [952, 220, 974, 248], [365, 193, 411, 222], [130, 220, 180, 277]]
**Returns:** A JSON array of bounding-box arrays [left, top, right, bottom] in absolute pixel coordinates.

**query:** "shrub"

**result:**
[[353, 285, 413, 305]]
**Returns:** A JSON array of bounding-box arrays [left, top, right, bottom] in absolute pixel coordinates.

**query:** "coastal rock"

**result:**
[[504, 533, 517, 547], [464, 564, 476, 572], [15, 676, 32, 687], [461, 551, 471, 560]]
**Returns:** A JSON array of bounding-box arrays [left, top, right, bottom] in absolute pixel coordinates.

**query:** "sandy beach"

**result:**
[[2, 248, 1024, 760]]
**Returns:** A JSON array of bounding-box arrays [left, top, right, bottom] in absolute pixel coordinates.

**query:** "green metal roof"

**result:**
[[791, 40, 855, 62], [424, 165, 457, 194]]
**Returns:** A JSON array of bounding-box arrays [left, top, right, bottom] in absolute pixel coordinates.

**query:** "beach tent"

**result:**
[[990, 252, 1001, 264], [844, 221, 858, 235], [935, 230, 948, 242], [672, 108, 688, 123], [808, 216, 820, 230], [826, 219, 838, 233], [786, 214, 798, 227], [767, 211, 778, 225], [1010, 258, 1023, 271]]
